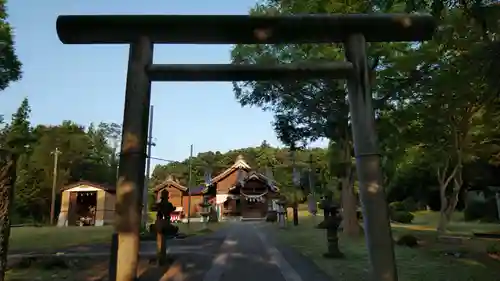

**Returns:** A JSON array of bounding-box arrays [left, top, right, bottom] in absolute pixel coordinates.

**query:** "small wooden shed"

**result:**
[[57, 181, 116, 227]]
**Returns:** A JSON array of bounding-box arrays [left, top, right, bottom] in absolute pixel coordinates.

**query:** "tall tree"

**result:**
[[231, 0, 409, 236], [0, 98, 30, 281], [0, 0, 22, 92], [378, 7, 500, 231]]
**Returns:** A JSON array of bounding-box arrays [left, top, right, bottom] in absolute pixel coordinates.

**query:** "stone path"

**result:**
[[207, 221, 302, 281], [167, 221, 333, 281]]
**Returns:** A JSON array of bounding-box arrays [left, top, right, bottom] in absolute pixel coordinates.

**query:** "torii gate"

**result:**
[[56, 13, 435, 281]]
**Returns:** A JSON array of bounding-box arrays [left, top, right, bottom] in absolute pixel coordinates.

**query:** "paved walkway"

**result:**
[[146, 221, 333, 281]]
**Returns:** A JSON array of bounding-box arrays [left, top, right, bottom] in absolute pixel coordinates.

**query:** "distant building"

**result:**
[[57, 181, 115, 227], [153, 155, 280, 221]]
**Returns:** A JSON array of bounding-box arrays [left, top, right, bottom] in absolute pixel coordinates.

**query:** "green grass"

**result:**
[[9, 226, 114, 252], [392, 210, 500, 236], [9, 219, 225, 252], [276, 211, 500, 281]]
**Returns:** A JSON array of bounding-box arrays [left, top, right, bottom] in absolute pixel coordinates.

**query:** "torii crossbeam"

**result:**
[[56, 13, 435, 281]]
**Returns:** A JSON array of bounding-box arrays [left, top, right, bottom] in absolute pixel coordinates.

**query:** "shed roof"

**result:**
[[62, 181, 115, 192]]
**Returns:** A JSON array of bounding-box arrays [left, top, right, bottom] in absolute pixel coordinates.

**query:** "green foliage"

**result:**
[[376, 6, 500, 216], [486, 242, 500, 255], [391, 211, 415, 224], [0, 98, 121, 223], [464, 200, 486, 221], [389, 201, 415, 223], [227, 0, 500, 232], [401, 198, 419, 212], [389, 201, 407, 213], [464, 199, 499, 222], [395, 234, 419, 248], [0, 0, 22, 91], [147, 193, 157, 212]]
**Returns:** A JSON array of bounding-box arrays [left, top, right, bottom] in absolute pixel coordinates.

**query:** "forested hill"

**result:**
[[150, 141, 331, 190]]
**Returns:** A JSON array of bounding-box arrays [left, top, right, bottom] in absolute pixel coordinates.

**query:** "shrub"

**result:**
[[464, 198, 498, 222], [389, 201, 406, 213], [396, 234, 419, 248], [266, 211, 277, 222], [486, 242, 500, 255], [402, 198, 418, 212], [464, 200, 485, 221], [391, 211, 415, 224]]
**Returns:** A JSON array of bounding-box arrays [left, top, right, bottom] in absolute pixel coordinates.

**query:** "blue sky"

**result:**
[[1, 0, 327, 169]]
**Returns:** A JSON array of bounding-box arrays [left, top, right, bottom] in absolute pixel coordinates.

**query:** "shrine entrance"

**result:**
[[73, 191, 97, 226], [240, 177, 272, 219], [56, 13, 435, 281]]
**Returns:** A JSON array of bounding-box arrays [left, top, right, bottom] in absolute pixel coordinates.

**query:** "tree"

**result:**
[[0, 0, 22, 92], [230, 0, 411, 236], [380, 8, 500, 231], [152, 146, 329, 193], [0, 97, 30, 281], [1, 112, 121, 224]]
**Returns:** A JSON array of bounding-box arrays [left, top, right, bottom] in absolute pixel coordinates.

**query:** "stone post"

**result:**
[[318, 193, 344, 258], [154, 190, 178, 265]]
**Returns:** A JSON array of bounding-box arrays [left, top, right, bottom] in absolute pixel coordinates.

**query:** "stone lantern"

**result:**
[[198, 196, 212, 230], [317, 191, 344, 259], [276, 196, 288, 228]]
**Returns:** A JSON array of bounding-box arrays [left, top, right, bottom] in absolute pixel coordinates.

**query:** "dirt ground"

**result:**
[[6, 256, 110, 281], [6, 256, 183, 281]]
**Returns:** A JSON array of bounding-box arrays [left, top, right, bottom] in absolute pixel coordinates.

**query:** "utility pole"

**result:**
[[143, 105, 155, 228], [50, 148, 62, 225], [114, 148, 119, 182], [307, 152, 317, 222], [291, 148, 299, 226], [308, 153, 315, 198], [187, 145, 193, 225]]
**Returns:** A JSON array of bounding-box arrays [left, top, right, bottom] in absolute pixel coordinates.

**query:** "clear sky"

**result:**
[[1, 0, 327, 169]]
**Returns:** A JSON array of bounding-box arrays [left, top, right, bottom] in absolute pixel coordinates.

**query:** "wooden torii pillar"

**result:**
[[56, 14, 435, 281]]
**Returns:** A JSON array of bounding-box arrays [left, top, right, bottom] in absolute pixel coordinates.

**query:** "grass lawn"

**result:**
[[278, 211, 500, 281], [392, 210, 500, 233], [9, 226, 113, 252], [9, 219, 225, 252]]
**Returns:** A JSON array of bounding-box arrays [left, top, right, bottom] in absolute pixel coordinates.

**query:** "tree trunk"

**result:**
[[437, 187, 461, 234], [436, 160, 460, 234], [339, 139, 361, 237], [0, 153, 16, 281], [292, 202, 299, 226], [341, 175, 361, 236], [437, 194, 448, 233]]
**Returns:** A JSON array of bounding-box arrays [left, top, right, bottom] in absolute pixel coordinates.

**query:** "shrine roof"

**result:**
[[154, 175, 187, 192], [154, 176, 209, 195], [211, 155, 251, 183], [231, 170, 279, 192], [188, 185, 208, 195]]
